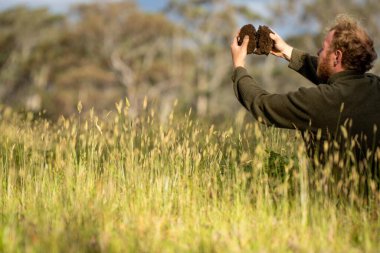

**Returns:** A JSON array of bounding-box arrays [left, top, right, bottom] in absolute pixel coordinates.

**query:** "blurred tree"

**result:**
[[0, 1, 179, 117], [62, 1, 177, 117], [0, 6, 64, 112]]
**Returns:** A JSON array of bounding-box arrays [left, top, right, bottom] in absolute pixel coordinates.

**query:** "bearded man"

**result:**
[[230, 15, 379, 169]]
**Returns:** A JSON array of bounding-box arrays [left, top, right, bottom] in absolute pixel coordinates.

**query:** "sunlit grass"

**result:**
[[0, 100, 379, 253]]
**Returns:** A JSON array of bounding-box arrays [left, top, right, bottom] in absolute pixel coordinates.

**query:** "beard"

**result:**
[[317, 56, 333, 83]]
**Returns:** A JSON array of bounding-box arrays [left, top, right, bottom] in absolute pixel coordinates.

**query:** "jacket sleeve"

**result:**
[[288, 48, 322, 85], [232, 67, 340, 131]]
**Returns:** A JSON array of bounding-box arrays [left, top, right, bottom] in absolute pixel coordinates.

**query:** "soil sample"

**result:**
[[237, 24, 257, 54], [255, 25, 274, 55], [238, 24, 274, 55]]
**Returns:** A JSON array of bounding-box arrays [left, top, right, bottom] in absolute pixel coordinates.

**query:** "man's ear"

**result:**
[[335, 50, 343, 63]]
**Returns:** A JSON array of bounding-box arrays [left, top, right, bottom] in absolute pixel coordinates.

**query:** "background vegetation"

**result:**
[[1, 0, 379, 120], [0, 0, 380, 252]]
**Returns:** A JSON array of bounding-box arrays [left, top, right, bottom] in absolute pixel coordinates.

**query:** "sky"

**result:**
[[0, 0, 303, 37], [0, 0, 272, 15], [0, 0, 168, 13]]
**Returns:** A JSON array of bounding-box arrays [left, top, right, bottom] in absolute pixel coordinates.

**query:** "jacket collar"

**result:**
[[327, 70, 364, 84]]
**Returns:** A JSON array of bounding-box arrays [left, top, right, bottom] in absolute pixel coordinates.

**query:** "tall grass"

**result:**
[[0, 100, 379, 253]]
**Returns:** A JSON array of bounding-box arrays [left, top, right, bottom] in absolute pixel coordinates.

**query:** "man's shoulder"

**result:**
[[329, 70, 380, 87], [362, 72, 380, 86], [364, 72, 380, 80]]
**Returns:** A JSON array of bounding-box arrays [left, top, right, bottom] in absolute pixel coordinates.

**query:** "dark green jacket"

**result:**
[[232, 48, 380, 159]]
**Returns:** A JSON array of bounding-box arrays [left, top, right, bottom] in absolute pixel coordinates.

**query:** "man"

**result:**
[[230, 15, 380, 167]]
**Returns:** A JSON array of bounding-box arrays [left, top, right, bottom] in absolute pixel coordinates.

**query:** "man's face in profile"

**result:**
[[317, 30, 335, 83]]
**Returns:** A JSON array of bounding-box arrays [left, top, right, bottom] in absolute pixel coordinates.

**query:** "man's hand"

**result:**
[[230, 32, 249, 69], [269, 32, 293, 61]]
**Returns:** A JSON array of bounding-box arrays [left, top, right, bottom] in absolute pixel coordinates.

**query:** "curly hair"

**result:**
[[328, 15, 377, 73]]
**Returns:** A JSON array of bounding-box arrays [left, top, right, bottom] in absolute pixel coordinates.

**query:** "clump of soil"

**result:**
[[237, 24, 257, 54], [238, 24, 274, 55], [255, 25, 274, 55]]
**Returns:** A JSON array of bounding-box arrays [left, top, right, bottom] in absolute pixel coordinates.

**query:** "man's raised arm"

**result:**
[[230, 31, 324, 131], [270, 33, 322, 85]]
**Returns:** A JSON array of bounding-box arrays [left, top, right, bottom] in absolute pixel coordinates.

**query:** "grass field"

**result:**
[[0, 101, 379, 252]]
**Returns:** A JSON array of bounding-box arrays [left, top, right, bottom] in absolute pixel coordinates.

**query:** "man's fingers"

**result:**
[[231, 32, 240, 47], [269, 33, 277, 41], [233, 30, 242, 45], [270, 51, 281, 57], [242, 35, 249, 49]]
